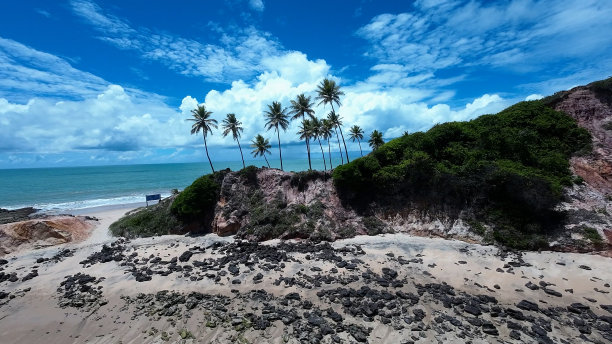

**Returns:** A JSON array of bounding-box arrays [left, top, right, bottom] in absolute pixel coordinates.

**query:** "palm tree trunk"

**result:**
[[327, 139, 333, 169], [338, 125, 350, 163], [358, 139, 363, 157], [330, 103, 345, 164], [306, 138, 312, 170], [317, 138, 327, 172], [202, 133, 214, 173], [334, 128, 344, 165], [237, 139, 245, 169], [264, 155, 270, 168], [276, 126, 283, 171]]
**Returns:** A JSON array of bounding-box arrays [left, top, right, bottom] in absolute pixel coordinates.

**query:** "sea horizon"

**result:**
[[0, 157, 348, 212]]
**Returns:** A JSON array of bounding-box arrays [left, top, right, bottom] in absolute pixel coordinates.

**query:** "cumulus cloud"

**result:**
[[70, 0, 281, 83], [0, 85, 191, 154]]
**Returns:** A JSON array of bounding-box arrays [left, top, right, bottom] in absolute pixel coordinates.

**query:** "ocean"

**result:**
[[0, 157, 344, 212]]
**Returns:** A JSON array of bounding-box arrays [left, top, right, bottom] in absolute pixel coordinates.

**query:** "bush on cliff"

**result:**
[[171, 175, 220, 220], [333, 100, 592, 249], [109, 198, 180, 237]]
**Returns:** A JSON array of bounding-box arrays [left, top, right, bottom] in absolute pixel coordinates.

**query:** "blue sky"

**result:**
[[0, 0, 611, 168]]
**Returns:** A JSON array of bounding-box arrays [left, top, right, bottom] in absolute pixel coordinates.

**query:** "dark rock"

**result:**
[[578, 265, 592, 270], [464, 304, 482, 316], [517, 300, 539, 312], [482, 322, 498, 335], [543, 288, 562, 297], [178, 251, 193, 262], [568, 303, 590, 314], [525, 281, 540, 290]]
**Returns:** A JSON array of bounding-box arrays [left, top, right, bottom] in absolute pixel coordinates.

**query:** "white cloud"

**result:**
[[70, 0, 281, 83], [249, 0, 265, 12], [0, 36, 109, 102], [525, 94, 543, 101], [0, 85, 191, 154], [357, 0, 612, 76]]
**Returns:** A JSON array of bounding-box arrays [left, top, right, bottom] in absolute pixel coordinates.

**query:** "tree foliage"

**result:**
[[333, 100, 592, 249]]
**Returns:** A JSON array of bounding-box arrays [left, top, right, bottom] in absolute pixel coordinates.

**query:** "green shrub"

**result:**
[[583, 227, 604, 244], [290, 170, 326, 191], [333, 100, 592, 249], [238, 165, 259, 185], [109, 198, 181, 238], [362, 216, 386, 236], [170, 175, 220, 220]]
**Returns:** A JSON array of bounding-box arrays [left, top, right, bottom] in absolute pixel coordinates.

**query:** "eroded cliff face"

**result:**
[[542, 83, 612, 253], [0, 216, 93, 255], [211, 168, 477, 243], [553, 87, 612, 193]]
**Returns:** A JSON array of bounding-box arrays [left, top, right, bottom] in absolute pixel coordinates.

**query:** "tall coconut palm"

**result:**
[[316, 78, 349, 163], [321, 119, 334, 169], [289, 94, 315, 121], [348, 125, 365, 157], [188, 105, 217, 173], [327, 111, 345, 164], [250, 134, 272, 168], [297, 119, 314, 171], [290, 94, 315, 167], [311, 117, 328, 172], [221, 113, 245, 169], [264, 101, 290, 171], [369, 130, 384, 151]]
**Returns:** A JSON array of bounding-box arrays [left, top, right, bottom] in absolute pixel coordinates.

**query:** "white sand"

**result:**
[[1, 211, 612, 343]]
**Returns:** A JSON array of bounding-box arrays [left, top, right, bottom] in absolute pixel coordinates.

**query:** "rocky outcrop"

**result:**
[[550, 85, 612, 193], [212, 169, 365, 240], [0, 216, 93, 255], [211, 168, 476, 243], [541, 79, 612, 252], [0, 208, 38, 225]]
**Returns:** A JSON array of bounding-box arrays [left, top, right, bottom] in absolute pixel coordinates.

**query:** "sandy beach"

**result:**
[[1, 205, 611, 343]]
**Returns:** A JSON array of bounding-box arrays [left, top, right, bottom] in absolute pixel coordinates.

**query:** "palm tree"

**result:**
[[250, 134, 272, 168], [316, 78, 349, 163], [327, 111, 345, 165], [264, 101, 290, 171], [188, 105, 218, 173], [221, 113, 245, 169], [369, 130, 384, 150], [311, 117, 327, 172], [289, 94, 316, 168], [289, 94, 315, 121], [348, 125, 365, 157], [321, 119, 334, 169], [297, 119, 314, 170]]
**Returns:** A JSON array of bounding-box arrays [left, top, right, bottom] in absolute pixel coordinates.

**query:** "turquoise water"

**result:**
[[0, 157, 346, 211]]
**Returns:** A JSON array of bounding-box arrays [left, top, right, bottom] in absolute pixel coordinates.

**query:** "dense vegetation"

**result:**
[[109, 198, 181, 238], [171, 174, 220, 221], [333, 100, 592, 249]]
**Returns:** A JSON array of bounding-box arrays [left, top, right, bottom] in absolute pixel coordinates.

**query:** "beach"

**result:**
[[1, 204, 612, 343]]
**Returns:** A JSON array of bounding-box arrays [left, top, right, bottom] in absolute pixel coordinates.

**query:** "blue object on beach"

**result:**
[[146, 194, 161, 206]]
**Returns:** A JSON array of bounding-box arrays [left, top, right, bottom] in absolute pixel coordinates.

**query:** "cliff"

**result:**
[[112, 77, 612, 253]]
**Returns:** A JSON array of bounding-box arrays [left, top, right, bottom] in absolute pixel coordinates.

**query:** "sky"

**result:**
[[0, 0, 611, 169]]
